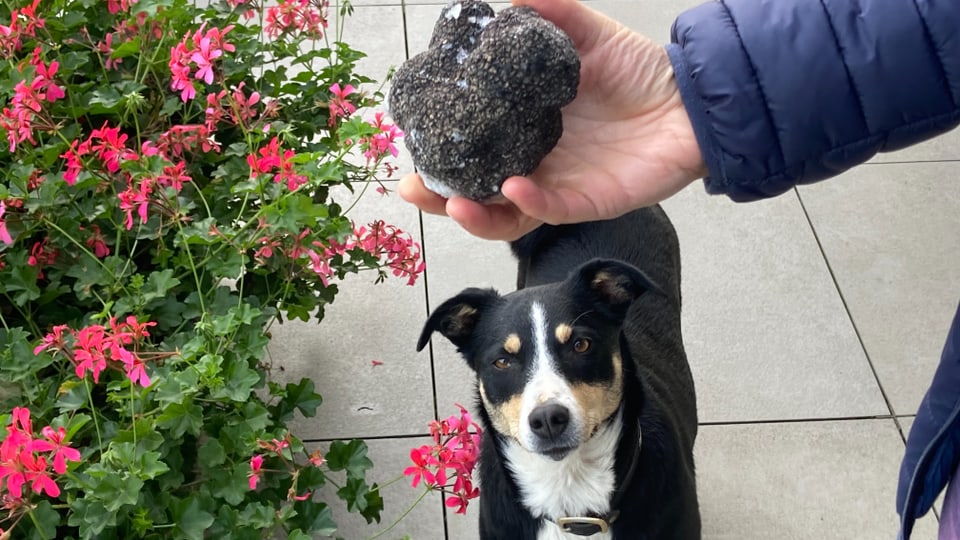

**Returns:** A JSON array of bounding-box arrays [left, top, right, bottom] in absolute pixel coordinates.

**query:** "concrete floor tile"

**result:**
[[267, 187, 434, 440], [315, 436, 447, 539], [588, 0, 703, 43], [695, 419, 939, 540], [342, 5, 407, 85], [798, 163, 960, 416], [662, 185, 888, 422], [420, 213, 517, 426], [870, 127, 960, 164]]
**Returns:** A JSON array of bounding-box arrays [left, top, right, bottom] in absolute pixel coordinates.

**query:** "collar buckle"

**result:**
[[557, 516, 611, 536]]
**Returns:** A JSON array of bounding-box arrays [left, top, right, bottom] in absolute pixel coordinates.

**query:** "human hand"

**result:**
[[399, 0, 707, 241]]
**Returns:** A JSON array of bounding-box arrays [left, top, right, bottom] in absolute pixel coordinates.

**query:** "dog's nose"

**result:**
[[528, 403, 570, 441]]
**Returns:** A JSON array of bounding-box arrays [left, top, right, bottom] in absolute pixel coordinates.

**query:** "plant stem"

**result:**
[[27, 507, 50, 540], [366, 487, 430, 540], [85, 377, 103, 449]]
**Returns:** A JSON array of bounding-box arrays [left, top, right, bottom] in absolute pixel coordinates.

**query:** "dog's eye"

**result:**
[[493, 358, 510, 369], [573, 338, 591, 354]]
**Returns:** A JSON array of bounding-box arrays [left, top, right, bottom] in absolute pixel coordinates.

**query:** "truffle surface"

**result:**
[[389, 0, 580, 200]]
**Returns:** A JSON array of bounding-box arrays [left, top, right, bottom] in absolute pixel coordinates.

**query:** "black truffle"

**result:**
[[389, 0, 580, 201]]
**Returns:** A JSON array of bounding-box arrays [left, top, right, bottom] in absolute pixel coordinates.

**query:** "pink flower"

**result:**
[[33, 324, 69, 356], [88, 122, 137, 173], [83, 225, 110, 258], [362, 112, 403, 163], [21, 451, 58, 498], [107, 0, 134, 14], [265, 0, 328, 39], [117, 177, 154, 230], [28, 427, 81, 475], [248, 454, 264, 490], [61, 140, 88, 185], [191, 36, 223, 85], [158, 161, 192, 192], [403, 446, 437, 489], [0, 201, 12, 245], [404, 405, 482, 512], [329, 83, 356, 124], [308, 449, 325, 468], [169, 24, 235, 101], [73, 325, 109, 383]]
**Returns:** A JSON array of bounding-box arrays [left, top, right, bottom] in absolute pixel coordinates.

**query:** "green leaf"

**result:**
[[173, 497, 216, 540], [197, 438, 226, 468], [210, 462, 251, 506], [288, 378, 323, 418], [362, 485, 385, 524], [68, 498, 116, 539], [89, 86, 123, 111], [210, 360, 260, 402], [325, 440, 372, 480], [1, 251, 41, 304], [93, 474, 144, 512], [157, 400, 203, 438], [237, 502, 275, 529], [110, 36, 142, 59], [30, 500, 60, 539], [143, 269, 182, 303], [293, 500, 337, 536], [56, 380, 88, 412], [287, 530, 312, 540]]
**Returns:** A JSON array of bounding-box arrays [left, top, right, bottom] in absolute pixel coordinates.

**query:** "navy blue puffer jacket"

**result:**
[[668, 0, 960, 201], [666, 1, 960, 538]]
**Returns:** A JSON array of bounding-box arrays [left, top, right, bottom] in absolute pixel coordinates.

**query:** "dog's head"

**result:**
[[418, 259, 661, 460]]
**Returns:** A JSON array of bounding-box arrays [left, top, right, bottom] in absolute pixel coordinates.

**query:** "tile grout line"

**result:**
[[700, 414, 909, 427], [397, 2, 454, 535], [792, 188, 905, 434]]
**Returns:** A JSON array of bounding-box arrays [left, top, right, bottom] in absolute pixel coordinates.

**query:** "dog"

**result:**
[[417, 206, 701, 539]]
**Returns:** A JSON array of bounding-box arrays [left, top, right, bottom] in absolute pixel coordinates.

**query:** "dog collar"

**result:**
[[550, 416, 642, 536]]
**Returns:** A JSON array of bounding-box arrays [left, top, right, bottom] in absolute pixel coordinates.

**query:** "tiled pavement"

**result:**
[[267, 1, 960, 538]]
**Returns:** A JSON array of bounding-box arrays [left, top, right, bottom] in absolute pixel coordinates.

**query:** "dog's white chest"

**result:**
[[503, 414, 624, 540]]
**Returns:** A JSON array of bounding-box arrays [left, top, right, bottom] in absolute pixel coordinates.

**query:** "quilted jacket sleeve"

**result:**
[[667, 0, 960, 201]]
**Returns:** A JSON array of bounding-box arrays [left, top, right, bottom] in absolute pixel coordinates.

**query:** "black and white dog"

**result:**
[[418, 207, 701, 539]]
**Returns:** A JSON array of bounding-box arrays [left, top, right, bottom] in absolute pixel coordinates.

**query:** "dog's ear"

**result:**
[[570, 259, 664, 322], [417, 288, 501, 352]]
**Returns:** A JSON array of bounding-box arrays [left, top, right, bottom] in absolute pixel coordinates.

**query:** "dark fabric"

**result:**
[[668, 0, 960, 201], [898, 302, 960, 539]]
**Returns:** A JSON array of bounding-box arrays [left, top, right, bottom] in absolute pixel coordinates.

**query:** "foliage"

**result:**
[[0, 0, 422, 537]]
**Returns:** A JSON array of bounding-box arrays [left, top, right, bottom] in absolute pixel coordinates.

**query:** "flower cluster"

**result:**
[[0, 0, 413, 535], [247, 136, 307, 190], [0, 0, 42, 57], [362, 112, 403, 163], [404, 405, 482, 514], [169, 23, 235, 102], [265, 0, 328, 40], [247, 435, 325, 503], [33, 317, 159, 387], [1, 48, 63, 152], [0, 408, 80, 501]]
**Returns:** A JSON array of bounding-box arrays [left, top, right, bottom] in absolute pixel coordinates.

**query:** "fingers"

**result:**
[[511, 0, 615, 52], [446, 197, 542, 242], [398, 173, 448, 216]]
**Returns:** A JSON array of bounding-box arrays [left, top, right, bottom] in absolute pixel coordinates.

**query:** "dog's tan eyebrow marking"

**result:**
[[555, 324, 573, 344], [503, 333, 522, 354]]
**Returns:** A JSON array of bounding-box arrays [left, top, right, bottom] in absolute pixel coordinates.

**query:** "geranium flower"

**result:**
[[28, 427, 81, 475], [248, 454, 264, 490]]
